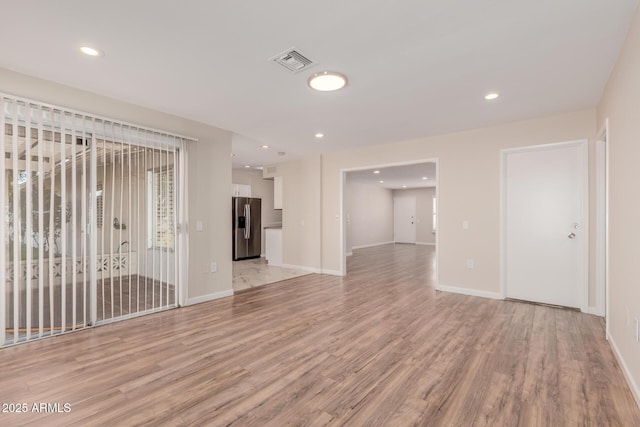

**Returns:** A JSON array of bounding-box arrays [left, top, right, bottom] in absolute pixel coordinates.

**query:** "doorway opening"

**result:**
[[340, 160, 438, 277]]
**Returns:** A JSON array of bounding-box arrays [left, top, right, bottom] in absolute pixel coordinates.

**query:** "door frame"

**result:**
[[500, 139, 589, 311], [339, 158, 439, 277], [393, 196, 417, 243], [595, 119, 609, 329]]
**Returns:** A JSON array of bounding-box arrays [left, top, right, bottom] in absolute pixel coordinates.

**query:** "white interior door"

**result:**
[[503, 141, 587, 308], [394, 197, 416, 244]]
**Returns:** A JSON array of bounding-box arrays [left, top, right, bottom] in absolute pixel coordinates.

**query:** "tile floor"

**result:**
[[232, 257, 311, 291]]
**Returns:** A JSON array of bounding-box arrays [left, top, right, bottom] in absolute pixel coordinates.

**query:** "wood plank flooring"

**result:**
[[0, 243, 638, 426]]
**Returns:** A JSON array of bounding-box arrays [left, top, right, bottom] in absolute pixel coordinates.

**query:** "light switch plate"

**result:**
[[196, 221, 204, 232]]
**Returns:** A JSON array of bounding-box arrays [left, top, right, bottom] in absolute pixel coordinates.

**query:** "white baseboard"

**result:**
[[416, 242, 436, 246], [185, 289, 234, 306], [352, 241, 394, 250], [321, 269, 343, 276], [436, 284, 504, 300], [582, 306, 605, 317], [608, 333, 640, 410], [280, 264, 322, 274]]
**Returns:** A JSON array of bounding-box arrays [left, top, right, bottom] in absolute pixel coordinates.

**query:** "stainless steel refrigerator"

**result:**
[[233, 197, 262, 260]]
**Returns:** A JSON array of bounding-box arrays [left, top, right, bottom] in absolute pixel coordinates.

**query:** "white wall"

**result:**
[[597, 4, 640, 405], [266, 110, 596, 287], [321, 110, 595, 291], [345, 180, 393, 253], [263, 156, 322, 271], [232, 169, 282, 254], [392, 187, 436, 245], [0, 67, 233, 302]]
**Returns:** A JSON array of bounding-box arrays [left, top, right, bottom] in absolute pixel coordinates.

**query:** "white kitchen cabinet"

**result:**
[[265, 228, 283, 266], [232, 184, 251, 197], [273, 176, 283, 209]]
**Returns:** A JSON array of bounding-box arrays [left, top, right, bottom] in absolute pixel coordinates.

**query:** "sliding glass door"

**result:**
[[95, 140, 178, 324], [1, 94, 189, 346]]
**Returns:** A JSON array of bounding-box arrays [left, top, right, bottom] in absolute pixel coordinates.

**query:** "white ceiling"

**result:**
[[348, 163, 436, 190], [0, 1, 637, 170]]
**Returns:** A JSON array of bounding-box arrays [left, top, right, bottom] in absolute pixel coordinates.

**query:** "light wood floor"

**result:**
[[0, 244, 638, 426]]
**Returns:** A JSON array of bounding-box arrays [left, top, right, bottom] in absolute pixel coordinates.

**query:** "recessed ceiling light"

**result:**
[[379, 180, 384, 184], [422, 176, 428, 180], [373, 170, 380, 174], [80, 46, 104, 57], [308, 71, 348, 92], [261, 145, 270, 149], [402, 185, 407, 188], [315, 133, 324, 138], [244, 165, 251, 168], [484, 92, 500, 100]]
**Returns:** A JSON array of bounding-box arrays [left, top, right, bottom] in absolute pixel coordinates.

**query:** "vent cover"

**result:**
[[270, 47, 317, 74]]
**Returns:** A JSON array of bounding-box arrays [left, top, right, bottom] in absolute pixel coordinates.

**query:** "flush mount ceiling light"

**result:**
[[422, 176, 428, 180], [373, 170, 380, 174], [244, 165, 251, 168], [308, 71, 348, 92], [402, 185, 407, 188], [260, 145, 270, 149], [484, 92, 500, 100], [80, 46, 104, 57], [379, 180, 384, 184], [315, 133, 324, 138]]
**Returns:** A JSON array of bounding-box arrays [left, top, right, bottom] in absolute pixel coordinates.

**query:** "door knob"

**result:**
[[568, 233, 576, 239]]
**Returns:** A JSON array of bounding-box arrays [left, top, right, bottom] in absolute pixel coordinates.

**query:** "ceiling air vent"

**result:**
[[270, 47, 317, 74]]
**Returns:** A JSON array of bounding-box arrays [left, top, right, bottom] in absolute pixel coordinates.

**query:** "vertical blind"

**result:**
[[1, 93, 194, 346]]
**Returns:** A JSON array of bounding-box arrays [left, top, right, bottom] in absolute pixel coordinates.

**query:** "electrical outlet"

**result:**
[[210, 262, 217, 273], [466, 259, 475, 269]]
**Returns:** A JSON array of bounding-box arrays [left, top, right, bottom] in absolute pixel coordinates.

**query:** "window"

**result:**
[[147, 167, 174, 249], [432, 196, 437, 233]]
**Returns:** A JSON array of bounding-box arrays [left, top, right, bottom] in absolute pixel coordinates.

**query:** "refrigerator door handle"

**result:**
[[244, 204, 250, 239]]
